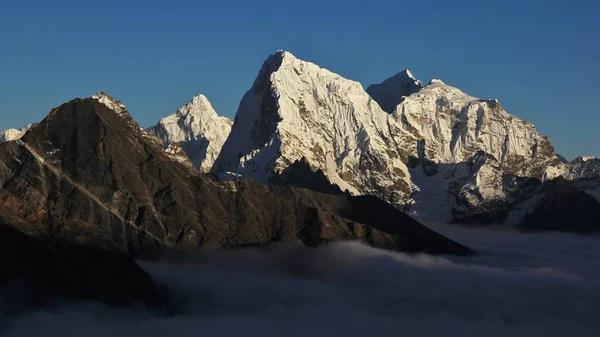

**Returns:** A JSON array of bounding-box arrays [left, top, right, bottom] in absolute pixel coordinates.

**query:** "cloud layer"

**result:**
[[3, 225, 600, 336]]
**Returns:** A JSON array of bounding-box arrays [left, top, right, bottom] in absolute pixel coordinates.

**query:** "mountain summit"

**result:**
[[147, 94, 232, 172], [366, 69, 423, 113], [213, 50, 415, 204]]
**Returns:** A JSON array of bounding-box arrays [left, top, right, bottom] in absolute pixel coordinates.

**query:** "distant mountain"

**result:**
[[0, 123, 36, 142], [1, 52, 597, 237], [147, 94, 232, 172]]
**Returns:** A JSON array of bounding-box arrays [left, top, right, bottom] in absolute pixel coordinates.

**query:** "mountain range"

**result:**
[[3, 51, 599, 232], [146, 51, 599, 232], [1, 49, 598, 309], [0, 90, 472, 311]]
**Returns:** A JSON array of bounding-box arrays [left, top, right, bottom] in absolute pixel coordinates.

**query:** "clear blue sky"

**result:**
[[0, 0, 598, 159]]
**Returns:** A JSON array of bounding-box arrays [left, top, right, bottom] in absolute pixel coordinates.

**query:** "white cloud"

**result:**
[[3, 225, 600, 336]]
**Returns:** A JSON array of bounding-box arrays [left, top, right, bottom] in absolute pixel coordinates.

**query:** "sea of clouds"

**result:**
[[2, 224, 600, 336]]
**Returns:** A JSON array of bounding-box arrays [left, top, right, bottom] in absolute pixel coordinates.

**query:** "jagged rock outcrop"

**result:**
[[147, 94, 232, 172], [213, 51, 414, 205]]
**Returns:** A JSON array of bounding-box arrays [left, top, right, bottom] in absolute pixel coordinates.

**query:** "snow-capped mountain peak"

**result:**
[[91, 92, 129, 118], [147, 94, 232, 172], [428, 79, 446, 85], [213, 50, 415, 204], [0, 123, 37, 142], [185, 94, 218, 117], [386, 78, 562, 179], [367, 71, 566, 222], [366, 69, 424, 113]]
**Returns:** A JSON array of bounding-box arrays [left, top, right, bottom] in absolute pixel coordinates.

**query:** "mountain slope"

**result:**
[[213, 51, 414, 205], [147, 94, 232, 172], [0, 96, 473, 259]]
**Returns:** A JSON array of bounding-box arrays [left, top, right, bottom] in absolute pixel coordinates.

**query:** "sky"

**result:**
[[0, 0, 598, 159]]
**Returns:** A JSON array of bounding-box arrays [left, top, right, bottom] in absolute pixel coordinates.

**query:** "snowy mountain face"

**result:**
[[0, 123, 36, 142], [407, 151, 507, 223], [366, 70, 423, 114], [146, 95, 232, 172], [213, 51, 415, 204], [373, 78, 564, 179], [211, 51, 599, 225], [367, 73, 568, 223]]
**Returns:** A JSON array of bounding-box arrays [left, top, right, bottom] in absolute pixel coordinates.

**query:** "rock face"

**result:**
[[0, 96, 473, 263], [0, 124, 36, 142], [213, 51, 414, 205], [147, 95, 232, 172]]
